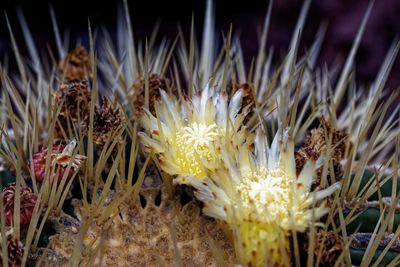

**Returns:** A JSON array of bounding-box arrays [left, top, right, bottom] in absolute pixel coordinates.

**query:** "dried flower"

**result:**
[[306, 230, 344, 266], [2, 183, 37, 226], [307, 117, 348, 162], [185, 128, 340, 266], [83, 97, 125, 145], [295, 117, 348, 188], [53, 80, 91, 139], [1, 237, 24, 267], [131, 73, 172, 116], [139, 84, 247, 184], [58, 47, 92, 81], [54, 80, 91, 121], [32, 140, 86, 183], [33, 144, 69, 182]]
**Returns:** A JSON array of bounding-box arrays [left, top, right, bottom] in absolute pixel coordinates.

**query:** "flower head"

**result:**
[[54, 80, 91, 138], [186, 128, 340, 266], [54, 80, 91, 121], [83, 97, 125, 145], [0, 236, 24, 267], [58, 46, 92, 82], [131, 73, 172, 117], [295, 117, 348, 189], [32, 140, 86, 183], [307, 117, 348, 162], [305, 230, 344, 267], [139, 84, 248, 184], [2, 184, 37, 226]]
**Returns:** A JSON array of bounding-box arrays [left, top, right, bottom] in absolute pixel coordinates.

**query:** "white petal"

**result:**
[[203, 205, 227, 220], [255, 128, 267, 167], [268, 129, 282, 169], [298, 161, 315, 192], [160, 90, 181, 128], [229, 89, 243, 123], [216, 92, 228, 127], [315, 182, 341, 201], [282, 138, 296, 178], [140, 109, 158, 131], [138, 132, 164, 153], [186, 177, 215, 202], [200, 82, 211, 118]]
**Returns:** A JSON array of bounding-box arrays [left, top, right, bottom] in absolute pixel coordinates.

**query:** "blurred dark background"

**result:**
[[0, 0, 400, 89]]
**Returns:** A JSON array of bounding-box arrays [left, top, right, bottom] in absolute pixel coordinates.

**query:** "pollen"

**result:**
[[174, 122, 219, 179], [238, 167, 306, 230]]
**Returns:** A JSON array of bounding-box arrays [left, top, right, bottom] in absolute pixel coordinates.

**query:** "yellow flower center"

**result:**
[[174, 122, 219, 179], [238, 167, 306, 230]]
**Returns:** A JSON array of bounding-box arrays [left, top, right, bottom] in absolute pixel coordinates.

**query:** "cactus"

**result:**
[[356, 169, 400, 200], [343, 173, 400, 266], [0, 0, 399, 266], [349, 233, 400, 266]]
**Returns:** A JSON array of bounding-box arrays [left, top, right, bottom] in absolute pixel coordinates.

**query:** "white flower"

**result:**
[[139, 84, 248, 183], [187, 128, 340, 266]]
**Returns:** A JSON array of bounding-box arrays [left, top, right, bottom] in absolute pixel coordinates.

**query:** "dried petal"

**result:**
[[295, 117, 348, 188], [307, 117, 348, 162], [58, 47, 92, 82], [54, 80, 91, 138], [83, 97, 125, 145], [305, 230, 344, 267], [131, 74, 172, 117], [55, 80, 91, 120]]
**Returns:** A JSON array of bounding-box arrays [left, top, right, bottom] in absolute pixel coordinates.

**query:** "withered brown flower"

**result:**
[[58, 47, 92, 82], [305, 230, 344, 267], [295, 117, 348, 188], [83, 97, 125, 145], [307, 117, 348, 162], [54, 80, 91, 121], [130, 73, 172, 116], [53, 80, 91, 138]]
